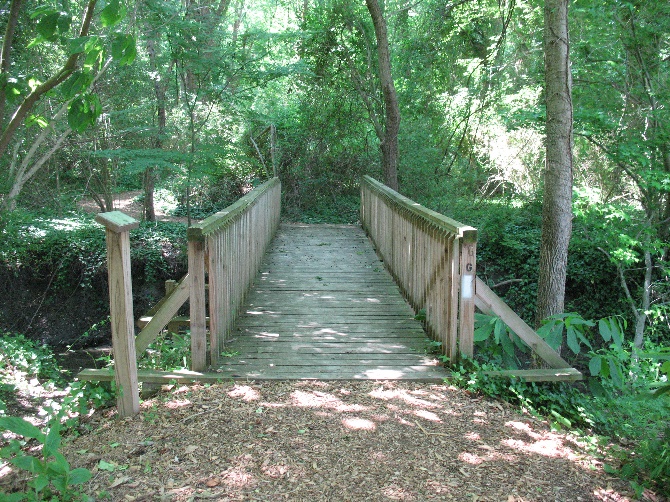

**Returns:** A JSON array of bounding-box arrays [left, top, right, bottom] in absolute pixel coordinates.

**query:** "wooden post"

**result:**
[[95, 211, 140, 418], [189, 238, 207, 371], [458, 230, 477, 358]]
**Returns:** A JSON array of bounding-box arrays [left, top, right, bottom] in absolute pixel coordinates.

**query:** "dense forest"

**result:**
[[0, 0, 669, 496]]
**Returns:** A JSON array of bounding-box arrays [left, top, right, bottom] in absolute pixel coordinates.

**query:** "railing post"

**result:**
[[95, 211, 140, 418], [188, 237, 207, 371], [458, 231, 477, 358]]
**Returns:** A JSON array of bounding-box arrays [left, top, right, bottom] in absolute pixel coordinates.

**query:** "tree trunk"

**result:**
[[536, 0, 573, 325], [366, 0, 399, 191], [0, 0, 24, 127]]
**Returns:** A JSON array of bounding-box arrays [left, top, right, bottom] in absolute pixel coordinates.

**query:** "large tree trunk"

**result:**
[[536, 0, 573, 325], [366, 0, 399, 191]]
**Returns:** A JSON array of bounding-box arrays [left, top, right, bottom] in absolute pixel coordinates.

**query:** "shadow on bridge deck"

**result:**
[[215, 223, 449, 381]]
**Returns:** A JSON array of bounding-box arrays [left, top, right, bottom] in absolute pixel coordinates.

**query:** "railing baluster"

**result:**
[[360, 176, 477, 360]]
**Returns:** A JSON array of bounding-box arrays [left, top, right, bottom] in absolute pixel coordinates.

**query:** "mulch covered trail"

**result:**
[[60, 380, 638, 501]]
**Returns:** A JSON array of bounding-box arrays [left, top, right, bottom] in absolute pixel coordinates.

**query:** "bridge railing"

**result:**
[[188, 177, 281, 370], [360, 176, 477, 361]]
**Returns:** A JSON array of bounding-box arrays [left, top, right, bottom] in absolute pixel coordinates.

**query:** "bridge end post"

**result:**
[[95, 211, 140, 418], [458, 230, 477, 359]]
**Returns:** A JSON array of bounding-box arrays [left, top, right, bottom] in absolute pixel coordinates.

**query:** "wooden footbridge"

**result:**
[[83, 176, 581, 417]]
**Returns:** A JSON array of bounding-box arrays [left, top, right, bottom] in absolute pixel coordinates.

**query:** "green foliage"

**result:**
[[473, 313, 528, 368], [0, 334, 63, 384], [0, 417, 92, 501], [139, 331, 191, 371]]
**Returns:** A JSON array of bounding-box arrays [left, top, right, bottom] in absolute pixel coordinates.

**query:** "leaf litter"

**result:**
[[56, 380, 640, 501]]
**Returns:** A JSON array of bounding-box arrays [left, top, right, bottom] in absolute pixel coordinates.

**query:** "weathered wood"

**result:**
[[137, 315, 209, 329], [458, 239, 476, 357], [134, 274, 190, 355], [189, 240, 207, 371], [77, 368, 229, 384], [95, 211, 140, 233], [188, 177, 281, 366], [215, 224, 448, 381], [475, 277, 572, 369], [482, 368, 582, 382], [360, 176, 476, 361], [97, 213, 139, 418]]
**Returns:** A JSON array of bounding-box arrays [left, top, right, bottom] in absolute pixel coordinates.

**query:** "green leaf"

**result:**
[[608, 358, 623, 388], [100, 0, 126, 28], [29, 473, 50, 493], [68, 94, 101, 132], [598, 318, 611, 342], [3, 492, 27, 501], [493, 318, 504, 345], [111, 34, 137, 66], [43, 422, 61, 459], [25, 114, 48, 129], [11, 455, 44, 474], [610, 319, 623, 347], [61, 71, 93, 100], [566, 326, 581, 354], [68, 467, 92, 485], [500, 329, 515, 356], [589, 355, 602, 376], [474, 323, 492, 342], [98, 459, 116, 472], [36, 12, 59, 40], [0, 417, 45, 441], [69, 36, 91, 55], [46, 452, 69, 476]]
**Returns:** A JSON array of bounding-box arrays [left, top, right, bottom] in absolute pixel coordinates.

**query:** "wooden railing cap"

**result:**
[[361, 176, 477, 241], [95, 211, 140, 233], [188, 177, 280, 241]]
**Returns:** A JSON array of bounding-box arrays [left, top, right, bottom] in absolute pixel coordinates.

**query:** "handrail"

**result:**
[[188, 177, 281, 370], [360, 176, 477, 361]]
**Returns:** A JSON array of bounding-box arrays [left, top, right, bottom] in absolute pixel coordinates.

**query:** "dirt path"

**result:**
[[58, 380, 641, 502], [78, 191, 189, 224]]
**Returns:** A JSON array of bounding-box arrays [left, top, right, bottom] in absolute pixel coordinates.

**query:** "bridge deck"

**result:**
[[215, 223, 448, 381]]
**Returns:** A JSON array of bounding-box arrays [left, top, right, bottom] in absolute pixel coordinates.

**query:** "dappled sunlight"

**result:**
[[362, 368, 405, 379], [412, 409, 441, 422], [503, 420, 578, 460], [342, 417, 376, 431], [502, 437, 576, 460], [458, 451, 484, 465], [164, 399, 191, 409], [464, 432, 481, 440], [227, 385, 261, 401], [290, 389, 369, 412], [369, 386, 442, 408]]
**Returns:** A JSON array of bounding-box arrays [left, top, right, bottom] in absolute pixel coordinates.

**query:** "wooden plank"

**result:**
[[137, 315, 209, 330], [77, 368, 229, 384], [134, 275, 190, 354], [213, 223, 448, 381], [482, 368, 583, 382], [475, 277, 572, 369]]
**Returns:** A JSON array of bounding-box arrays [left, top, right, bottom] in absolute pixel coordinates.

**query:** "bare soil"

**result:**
[[52, 380, 654, 502]]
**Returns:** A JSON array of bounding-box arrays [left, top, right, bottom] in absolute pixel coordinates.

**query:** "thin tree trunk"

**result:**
[[0, 0, 24, 127], [365, 0, 399, 190], [536, 0, 573, 325]]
